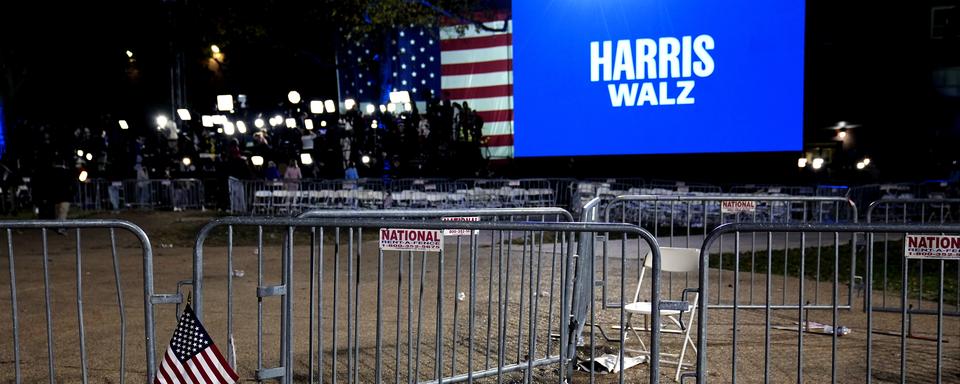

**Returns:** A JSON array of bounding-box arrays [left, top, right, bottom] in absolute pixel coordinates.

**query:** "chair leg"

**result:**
[[675, 306, 698, 382]]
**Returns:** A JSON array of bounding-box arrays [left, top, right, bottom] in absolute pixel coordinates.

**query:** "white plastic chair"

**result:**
[[624, 246, 700, 382]]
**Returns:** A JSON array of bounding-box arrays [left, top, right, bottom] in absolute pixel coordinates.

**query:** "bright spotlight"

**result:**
[[287, 90, 302, 104], [300, 153, 314, 165], [320, 120, 327, 127], [236, 121, 247, 133], [254, 118, 265, 128], [118, 120, 129, 130], [324, 100, 336, 113], [78, 170, 88, 182], [125, 50, 134, 58], [856, 162, 865, 170], [812, 158, 824, 170], [365, 104, 375, 114], [201, 115, 214, 127], [310, 100, 324, 114], [182, 157, 192, 166], [216, 95, 234, 111], [156, 115, 169, 128], [223, 121, 236, 135], [862, 158, 871, 166], [379, 104, 387, 113], [272, 115, 283, 126], [177, 109, 192, 121], [797, 158, 807, 168], [304, 119, 314, 130], [837, 130, 847, 140], [344, 99, 356, 110], [251, 156, 264, 166], [85, 153, 93, 161], [361, 155, 371, 165], [285, 118, 297, 128], [76, 149, 84, 157], [210, 44, 221, 54]]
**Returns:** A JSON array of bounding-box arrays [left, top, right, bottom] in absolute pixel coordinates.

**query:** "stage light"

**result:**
[[236, 121, 247, 133], [837, 129, 847, 140], [320, 120, 327, 127], [251, 156, 264, 166], [365, 104, 375, 114], [862, 158, 871, 166], [223, 121, 236, 135], [118, 120, 129, 130], [387, 103, 397, 113], [125, 50, 134, 58], [211, 44, 221, 54], [856, 162, 865, 170], [324, 100, 336, 113], [300, 153, 313, 165], [254, 118, 265, 128], [797, 158, 807, 168], [217, 128, 223, 133], [361, 155, 371, 165], [182, 157, 192, 166], [379, 104, 387, 113], [212, 115, 227, 125], [156, 115, 168, 128], [201, 115, 214, 127], [288, 90, 302, 104], [76, 149, 85, 157], [177, 109, 192, 121], [371, 120, 378, 129], [304, 119, 314, 130], [344, 99, 356, 110], [216, 95, 234, 111], [310, 100, 324, 114], [85, 153, 93, 161], [78, 170, 88, 182], [812, 158, 824, 170], [285, 118, 297, 128], [270, 116, 282, 127]]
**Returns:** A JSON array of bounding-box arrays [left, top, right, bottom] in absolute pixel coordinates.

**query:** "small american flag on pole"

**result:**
[[155, 304, 239, 384]]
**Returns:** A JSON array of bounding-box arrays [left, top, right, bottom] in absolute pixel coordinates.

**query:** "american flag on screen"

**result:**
[[440, 13, 514, 159], [154, 305, 239, 384]]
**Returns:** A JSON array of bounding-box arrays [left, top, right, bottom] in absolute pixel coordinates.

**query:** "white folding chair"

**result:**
[[624, 246, 700, 382]]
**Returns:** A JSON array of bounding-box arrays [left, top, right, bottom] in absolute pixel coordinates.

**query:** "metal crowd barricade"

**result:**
[[867, 198, 960, 316], [601, 195, 859, 310], [0, 219, 169, 383], [190, 212, 664, 383], [694, 223, 960, 384]]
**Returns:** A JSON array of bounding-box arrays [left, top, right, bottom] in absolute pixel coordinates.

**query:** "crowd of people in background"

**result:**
[[0, 97, 491, 213]]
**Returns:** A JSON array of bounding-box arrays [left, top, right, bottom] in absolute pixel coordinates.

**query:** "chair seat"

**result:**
[[624, 301, 682, 316]]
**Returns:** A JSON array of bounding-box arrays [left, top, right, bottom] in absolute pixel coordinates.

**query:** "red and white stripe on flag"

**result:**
[[440, 14, 514, 159], [155, 305, 239, 384]]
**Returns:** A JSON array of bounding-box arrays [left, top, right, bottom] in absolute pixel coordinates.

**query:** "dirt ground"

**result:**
[[0, 211, 956, 383]]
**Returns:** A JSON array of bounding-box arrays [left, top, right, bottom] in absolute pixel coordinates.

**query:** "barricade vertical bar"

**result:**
[[347, 228, 354, 384], [415, 251, 426, 382], [936, 260, 944, 383], [256, 227, 264, 375], [227, 226, 235, 368], [451, 236, 462, 377], [831, 233, 839, 384], [518, 229, 527, 366], [407, 250, 413, 384], [41, 229, 55, 384], [76, 229, 89, 384], [497, 230, 505, 383], [332, 228, 340, 384], [436, 246, 445, 383], [395, 251, 402, 384], [619, 226, 626, 384], [732, 233, 740, 384], [900, 236, 907, 384], [318, 227, 325, 384], [353, 228, 361, 384], [797, 232, 806, 384], [783, 232, 789, 305], [865, 233, 873, 383], [284, 226, 295, 384], [376, 247, 384, 384], [5, 229, 20, 383], [527, 231, 543, 384], [309, 228, 316, 384], [109, 229, 126, 384], [468, 234, 477, 384], [764, 232, 772, 383]]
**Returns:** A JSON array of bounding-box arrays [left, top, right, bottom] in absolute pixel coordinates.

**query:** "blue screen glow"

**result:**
[[511, 0, 805, 157]]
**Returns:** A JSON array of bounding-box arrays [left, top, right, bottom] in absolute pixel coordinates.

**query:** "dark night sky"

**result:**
[[1, 1, 957, 181]]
